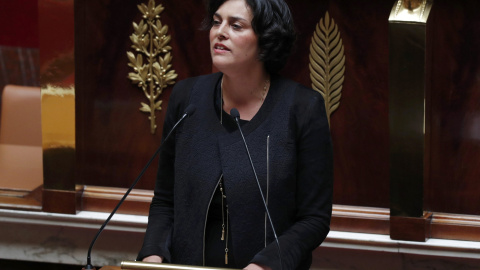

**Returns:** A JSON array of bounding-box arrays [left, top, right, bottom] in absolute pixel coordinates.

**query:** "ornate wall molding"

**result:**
[[391, 0, 433, 23], [127, 0, 177, 134]]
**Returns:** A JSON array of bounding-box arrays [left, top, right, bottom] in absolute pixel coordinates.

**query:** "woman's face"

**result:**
[[209, 0, 261, 74]]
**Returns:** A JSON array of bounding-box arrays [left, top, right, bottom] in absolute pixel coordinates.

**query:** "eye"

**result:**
[[232, 23, 242, 30], [212, 19, 221, 26]]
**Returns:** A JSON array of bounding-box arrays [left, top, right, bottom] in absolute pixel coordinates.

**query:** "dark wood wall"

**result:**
[[75, 0, 212, 191], [427, 0, 480, 215], [74, 0, 480, 215]]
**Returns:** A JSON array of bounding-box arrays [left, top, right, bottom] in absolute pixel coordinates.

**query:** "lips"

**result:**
[[214, 43, 230, 52]]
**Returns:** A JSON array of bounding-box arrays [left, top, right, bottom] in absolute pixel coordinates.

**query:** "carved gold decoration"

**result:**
[[309, 11, 345, 127], [127, 0, 178, 134], [390, 0, 433, 23]]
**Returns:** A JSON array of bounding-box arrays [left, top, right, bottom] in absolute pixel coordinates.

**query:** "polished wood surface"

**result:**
[[389, 18, 429, 218], [38, 0, 77, 213], [74, 0, 393, 208], [426, 0, 480, 215], [286, 0, 392, 208], [431, 213, 480, 241], [81, 185, 151, 215], [73, 0, 480, 215], [390, 213, 433, 242], [331, 205, 390, 235], [75, 0, 211, 191]]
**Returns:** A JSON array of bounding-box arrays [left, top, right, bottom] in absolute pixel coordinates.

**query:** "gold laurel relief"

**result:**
[[309, 11, 345, 127], [127, 0, 178, 134]]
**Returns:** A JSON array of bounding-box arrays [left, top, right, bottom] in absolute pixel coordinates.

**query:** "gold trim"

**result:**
[[41, 84, 75, 97], [309, 11, 345, 127], [127, 0, 178, 134], [41, 84, 76, 149], [121, 261, 239, 270], [390, 0, 433, 23]]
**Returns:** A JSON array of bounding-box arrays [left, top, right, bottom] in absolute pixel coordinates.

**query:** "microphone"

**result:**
[[83, 104, 196, 270], [230, 108, 283, 270]]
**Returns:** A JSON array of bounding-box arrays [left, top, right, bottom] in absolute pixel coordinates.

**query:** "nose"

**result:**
[[216, 22, 228, 40]]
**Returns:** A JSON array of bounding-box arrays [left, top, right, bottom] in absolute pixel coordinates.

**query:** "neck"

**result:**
[[221, 69, 270, 120], [222, 69, 269, 100]]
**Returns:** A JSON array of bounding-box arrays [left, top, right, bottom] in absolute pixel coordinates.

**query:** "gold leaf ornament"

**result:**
[[309, 11, 345, 126], [127, 0, 178, 134]]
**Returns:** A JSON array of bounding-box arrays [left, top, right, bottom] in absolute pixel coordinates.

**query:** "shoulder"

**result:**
[[272, 76, 329, 135], [173, 73, 222, 92], [169, 73, 222, 112], [272, 75, 325, 109]]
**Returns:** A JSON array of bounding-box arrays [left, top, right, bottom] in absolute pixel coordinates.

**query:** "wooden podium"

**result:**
[[99, 261, 239, 270]]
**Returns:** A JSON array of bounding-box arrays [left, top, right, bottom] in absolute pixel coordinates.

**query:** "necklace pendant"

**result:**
[[221, 227, 225, 241]]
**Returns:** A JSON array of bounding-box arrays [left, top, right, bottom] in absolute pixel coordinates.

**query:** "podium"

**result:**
[[99, 261, 239, 270]]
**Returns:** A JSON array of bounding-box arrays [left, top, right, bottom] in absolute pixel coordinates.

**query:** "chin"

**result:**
[[211, 60, 232, 73]]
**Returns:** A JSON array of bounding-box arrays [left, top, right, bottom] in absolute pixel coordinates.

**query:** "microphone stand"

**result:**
[[230, 108, 283, 270], [83, 105, 196, 270]]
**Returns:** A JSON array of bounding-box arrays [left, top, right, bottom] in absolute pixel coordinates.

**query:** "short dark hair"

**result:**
[[203, 0, 297, 74]]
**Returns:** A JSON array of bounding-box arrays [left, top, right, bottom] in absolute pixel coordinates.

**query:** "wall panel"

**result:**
[[74, 0, 394, 208], [426, 0, 480, 215], [75, 0, 211, 190], [73, 0, 480, 217]]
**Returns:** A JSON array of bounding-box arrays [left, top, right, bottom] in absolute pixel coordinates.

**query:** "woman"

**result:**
[[137, 0, 333, 269]]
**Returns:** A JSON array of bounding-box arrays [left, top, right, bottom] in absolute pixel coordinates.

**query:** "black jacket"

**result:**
[[138, 73, 333, 269]]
